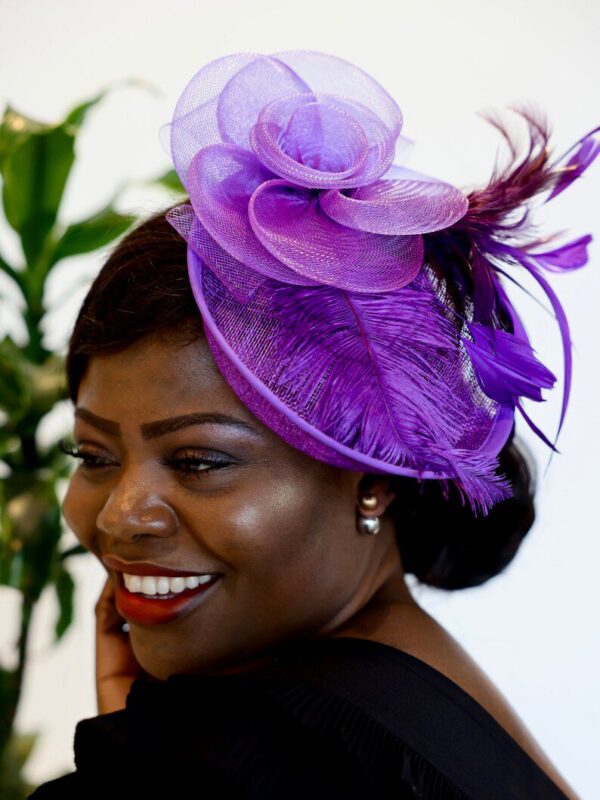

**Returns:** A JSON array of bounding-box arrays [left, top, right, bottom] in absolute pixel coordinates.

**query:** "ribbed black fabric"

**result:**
[[27, 636, 569, 799]]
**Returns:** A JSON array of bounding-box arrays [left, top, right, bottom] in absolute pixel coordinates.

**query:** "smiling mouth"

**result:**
[[115, 572, 222, 626], [119, 572, 217, 599]]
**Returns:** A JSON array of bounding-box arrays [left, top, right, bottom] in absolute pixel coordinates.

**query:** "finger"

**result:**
[[95, 575, 126, 635]]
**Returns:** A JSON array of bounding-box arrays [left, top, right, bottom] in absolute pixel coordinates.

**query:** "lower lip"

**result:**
[[115, 573, 221, 626]]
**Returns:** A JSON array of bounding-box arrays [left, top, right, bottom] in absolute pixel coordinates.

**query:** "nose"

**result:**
[[96, 479, 179, 543]]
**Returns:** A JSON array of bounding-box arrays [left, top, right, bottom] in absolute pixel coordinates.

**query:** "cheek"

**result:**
[[61, 475, 99, 546], [194, 476, 358, 589], [196, 480, 318, 558]]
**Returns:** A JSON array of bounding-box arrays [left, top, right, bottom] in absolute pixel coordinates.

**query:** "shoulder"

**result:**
[[329, 601, 579, 800], [28, 616, 576, 800], [26, 771, 82, 799], [331, 602, 533, 740]]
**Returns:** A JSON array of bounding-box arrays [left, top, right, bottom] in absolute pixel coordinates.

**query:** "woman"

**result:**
[[29, 51, 596, 799]]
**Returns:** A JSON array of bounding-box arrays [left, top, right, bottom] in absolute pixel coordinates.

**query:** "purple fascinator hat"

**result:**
[[161, 50, 599, 515]]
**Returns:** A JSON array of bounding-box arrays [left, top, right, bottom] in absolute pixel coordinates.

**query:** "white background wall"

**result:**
[[0, 0, 598, 797]]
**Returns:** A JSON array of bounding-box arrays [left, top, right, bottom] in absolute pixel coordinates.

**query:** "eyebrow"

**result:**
[[74, 407, 261, 440]]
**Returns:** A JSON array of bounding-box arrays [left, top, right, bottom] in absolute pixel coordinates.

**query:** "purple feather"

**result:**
[[424, 105, 597, 456], [189, 253, 513, 515], [527, 234, 592, 272], [462, 322, 556, 405], [545, 124, 600, 202]]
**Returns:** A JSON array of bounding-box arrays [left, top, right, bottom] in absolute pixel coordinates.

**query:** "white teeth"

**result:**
[[126, 574, 142, 592], [141, 576, 158, 595], [123, 573, 214, 595], [170, 577, 187, 593]]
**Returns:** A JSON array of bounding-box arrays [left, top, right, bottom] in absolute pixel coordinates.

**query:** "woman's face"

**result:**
[[62, 332, 398, 679]]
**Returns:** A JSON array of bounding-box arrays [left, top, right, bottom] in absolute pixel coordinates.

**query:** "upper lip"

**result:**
[[102, 554, 219, 577]]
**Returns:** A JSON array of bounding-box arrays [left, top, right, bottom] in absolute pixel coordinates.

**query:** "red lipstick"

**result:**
[[115, 571, 221, 627]]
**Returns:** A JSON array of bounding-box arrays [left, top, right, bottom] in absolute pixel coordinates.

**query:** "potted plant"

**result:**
[[0, 86, 183, 798]]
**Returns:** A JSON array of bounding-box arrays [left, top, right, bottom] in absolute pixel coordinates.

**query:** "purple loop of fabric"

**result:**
[[167, 204, 269, 302], [170, 53, 260, 183], [187, 143, 318, 285], [218, 55, 312, 150], [248, 179, 425, 291], [250, 94, 368, 185], [319, 178, 469, 235], [270, 50, 404, 137], [250, 93, 396, 189]]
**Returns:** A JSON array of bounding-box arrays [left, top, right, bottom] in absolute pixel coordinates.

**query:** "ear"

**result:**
[[356, 473, 397, 517]]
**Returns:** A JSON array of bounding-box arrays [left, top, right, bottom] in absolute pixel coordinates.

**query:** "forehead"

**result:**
[[75, 332, 350, 487], [77, 333, 257, 424]]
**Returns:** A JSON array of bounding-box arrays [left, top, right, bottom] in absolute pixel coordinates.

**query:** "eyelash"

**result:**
[[57, 438, 232, 478]]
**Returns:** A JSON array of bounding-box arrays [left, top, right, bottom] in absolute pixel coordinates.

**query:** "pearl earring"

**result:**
[[357, 494, 381, 535]]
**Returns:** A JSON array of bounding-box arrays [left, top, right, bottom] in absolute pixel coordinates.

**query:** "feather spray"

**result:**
[[424, 105, 599, 457]]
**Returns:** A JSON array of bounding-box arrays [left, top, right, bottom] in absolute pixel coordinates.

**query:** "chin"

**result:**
[[127, 629, 191, 680], [128, 630, 235, 680]]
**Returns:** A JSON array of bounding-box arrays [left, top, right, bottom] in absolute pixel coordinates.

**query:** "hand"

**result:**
[[95, 572, 147, 715]]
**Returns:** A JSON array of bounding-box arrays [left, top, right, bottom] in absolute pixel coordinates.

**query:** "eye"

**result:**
[[58, 438, 114, 469], [58, 438, 233, 479], [158, 450, 233, 478]]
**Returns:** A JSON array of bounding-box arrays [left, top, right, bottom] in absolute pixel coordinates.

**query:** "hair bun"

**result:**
[[390, 432, 537, 590]]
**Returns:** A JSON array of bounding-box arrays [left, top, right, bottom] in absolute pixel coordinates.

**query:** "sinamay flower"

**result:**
[[161, 50, 599, 515]]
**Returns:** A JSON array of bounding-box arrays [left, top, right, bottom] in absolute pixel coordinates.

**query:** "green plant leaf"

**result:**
[[64, 77, 163, 129], [0, 728, 40, 798], [58, 543, 88, 561], [48, 205, 137, 267], [0, 533, 25, 592], [2, 124, 75, 267], [0, 248, 26, 298], [0, 428, 18, 460], [0, 86, 117, 271], [145, 167, 186, 195], [53, 562, 75, 642], [62, 89, 110, 130], [0, 337, 31, 421], [1, 478, 61, 595], [20, 354, 68, 416], [0, 105, 47, 172], [5, 729, 39, 773]]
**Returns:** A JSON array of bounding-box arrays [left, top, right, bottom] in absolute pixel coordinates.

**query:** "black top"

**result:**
[[27, 636, 569, 799]]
